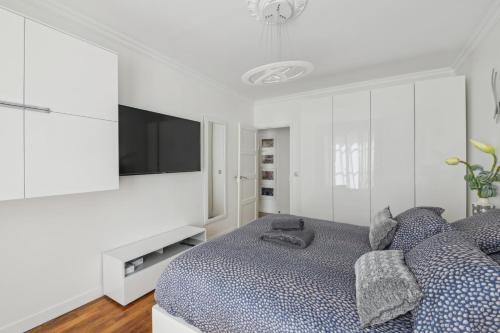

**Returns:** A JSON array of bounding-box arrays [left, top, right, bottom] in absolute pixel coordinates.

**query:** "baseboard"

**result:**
[[0, 288, 102, 333]]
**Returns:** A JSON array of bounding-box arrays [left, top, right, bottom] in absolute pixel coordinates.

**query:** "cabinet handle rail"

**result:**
[[0, 100, 52, 113]]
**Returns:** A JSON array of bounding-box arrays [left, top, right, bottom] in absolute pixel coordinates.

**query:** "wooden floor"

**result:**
[[28, 292, 155, 333]]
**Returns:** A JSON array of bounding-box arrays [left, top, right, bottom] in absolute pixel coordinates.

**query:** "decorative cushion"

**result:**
[[452, 209, 500, 254], [389, 207, 450, 253], [369, 207, 398, 250], [354, 250, 422, 328], [406, 231, 500, 333], [416, 206, 445, 216]]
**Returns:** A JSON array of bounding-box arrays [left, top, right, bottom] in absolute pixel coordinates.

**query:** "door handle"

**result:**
[[234, 176, 249, 180]]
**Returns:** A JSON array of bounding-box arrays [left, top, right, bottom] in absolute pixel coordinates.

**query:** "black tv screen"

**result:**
[[119, 105, 201, 176]]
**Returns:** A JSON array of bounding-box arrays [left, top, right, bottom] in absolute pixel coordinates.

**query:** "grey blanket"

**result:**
[[260, 229, 314, 248], [155, 215, 412, 333]]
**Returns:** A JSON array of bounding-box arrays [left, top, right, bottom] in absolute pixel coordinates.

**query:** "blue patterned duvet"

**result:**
[[155, 216, 412, 333]]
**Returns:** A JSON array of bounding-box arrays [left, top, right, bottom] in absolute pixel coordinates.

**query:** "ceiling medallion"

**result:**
[[243, 0, 313, 86], [247, 0, 308, 24], [242, 60, 313, 85]]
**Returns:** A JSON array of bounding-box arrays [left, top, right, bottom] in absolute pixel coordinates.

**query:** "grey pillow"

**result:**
[[369, 207, 398, 250], [355, 250, 422, 328], [389, 207, 450, 254]]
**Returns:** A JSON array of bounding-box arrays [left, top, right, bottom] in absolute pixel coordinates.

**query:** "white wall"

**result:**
[[0, 3, 252, 332], [456, 19, 500, 209]]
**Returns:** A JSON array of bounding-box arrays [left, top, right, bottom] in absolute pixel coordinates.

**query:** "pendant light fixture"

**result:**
[[242, 0, 313, 86]]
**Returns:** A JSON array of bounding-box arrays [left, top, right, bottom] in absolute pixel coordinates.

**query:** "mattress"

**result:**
[[155, 215, 412, 333]]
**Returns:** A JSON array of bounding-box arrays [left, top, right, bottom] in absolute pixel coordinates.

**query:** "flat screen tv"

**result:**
[[119, 105, 201, 176]]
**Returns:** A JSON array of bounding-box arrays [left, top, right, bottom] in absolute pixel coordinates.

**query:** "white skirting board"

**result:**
[[0, 288, 102, 333], [152, 305, 201, 333]]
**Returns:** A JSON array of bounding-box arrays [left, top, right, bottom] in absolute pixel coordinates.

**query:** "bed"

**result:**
[[153, 215, 413, 333]]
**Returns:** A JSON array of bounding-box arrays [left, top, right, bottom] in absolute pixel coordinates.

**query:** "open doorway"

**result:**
[[257, 127, 290, 217]]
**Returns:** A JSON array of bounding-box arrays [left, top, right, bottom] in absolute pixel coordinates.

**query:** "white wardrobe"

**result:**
[[256, 76, 466, 224], [0, 7, 119, 201]]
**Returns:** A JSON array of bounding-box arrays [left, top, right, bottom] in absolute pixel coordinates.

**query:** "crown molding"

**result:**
[[452, 1, 500, 71], [254, 67, 456, 106], [21, 0, 252, 104]]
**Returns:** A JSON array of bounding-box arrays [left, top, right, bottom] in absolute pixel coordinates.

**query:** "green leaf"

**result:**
[[477, 171, 494, 185], [479, 184, 497, 198]]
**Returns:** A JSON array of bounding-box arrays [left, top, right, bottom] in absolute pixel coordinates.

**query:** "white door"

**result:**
[[238, 124, 258, 227], [415, 76, 466, 221], [299, 96, 333, 220], [25, 20, 118, 121], [371, 84, 415, 217], [332, 91, 371, 225], [25, 112, 119, 198], [0, 8, 25, 201]]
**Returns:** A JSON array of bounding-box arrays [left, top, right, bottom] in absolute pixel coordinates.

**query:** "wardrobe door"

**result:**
[[415, 76, 466, 221], [332, 91, 371, 225], [299, 96, 333, 220], [25, 20, 118, 121], [0, 8, 25, 201], [371, 84, 415, 217], [25, 112, 119, 198]]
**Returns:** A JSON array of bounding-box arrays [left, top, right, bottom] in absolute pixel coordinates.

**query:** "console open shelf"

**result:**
[[103, 225, 206, 305]]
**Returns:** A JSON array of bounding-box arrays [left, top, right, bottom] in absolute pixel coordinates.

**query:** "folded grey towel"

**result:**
[[270, 215, 305, 231], [260, 229, 315, 249]]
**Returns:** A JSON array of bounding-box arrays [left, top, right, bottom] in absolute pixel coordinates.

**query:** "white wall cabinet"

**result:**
[[371, 84, 415, 217], [255, 76, 466, 224], [0, 8, 25, 201], [0, 8, 119, 202], [25, 112, 119, 198], [415, 77, 466, 221], [299, 97, 333, 220], [25, 20, 118, 121], [0, 107, 24, 201], [0, 8, 24, 104], [332, 91, 371, 225]]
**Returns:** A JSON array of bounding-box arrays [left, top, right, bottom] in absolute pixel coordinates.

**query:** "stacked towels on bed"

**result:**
[[260, 215, 315, 249]]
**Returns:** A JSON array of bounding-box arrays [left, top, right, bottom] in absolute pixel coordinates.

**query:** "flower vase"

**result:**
[[472, 197, 496, 215]]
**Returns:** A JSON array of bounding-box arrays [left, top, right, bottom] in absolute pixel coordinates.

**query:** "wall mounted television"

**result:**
[[119, 105, 201, 176]]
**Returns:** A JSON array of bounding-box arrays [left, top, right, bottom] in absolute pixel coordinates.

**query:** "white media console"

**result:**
[[103, 225, 206, 306]]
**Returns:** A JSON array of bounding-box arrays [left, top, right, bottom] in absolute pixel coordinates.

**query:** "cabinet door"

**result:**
[[299, 96, 333, 220], [25, 20, 118, 121], [0, 8, 25, 201], [415, 76, 466, 221], [25, 112, 119, 198], [0, 106, 24, 201], [371, 84, 415, 217], [332, 91, 371, 225], [0, 8, 24, 104]]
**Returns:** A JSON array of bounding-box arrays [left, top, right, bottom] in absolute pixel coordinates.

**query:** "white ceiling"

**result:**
[[34, 0, 498, 99]]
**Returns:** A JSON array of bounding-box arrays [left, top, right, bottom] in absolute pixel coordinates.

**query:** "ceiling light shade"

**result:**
[[248, 0, 308, 24], [242, 60, 314, 85]]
